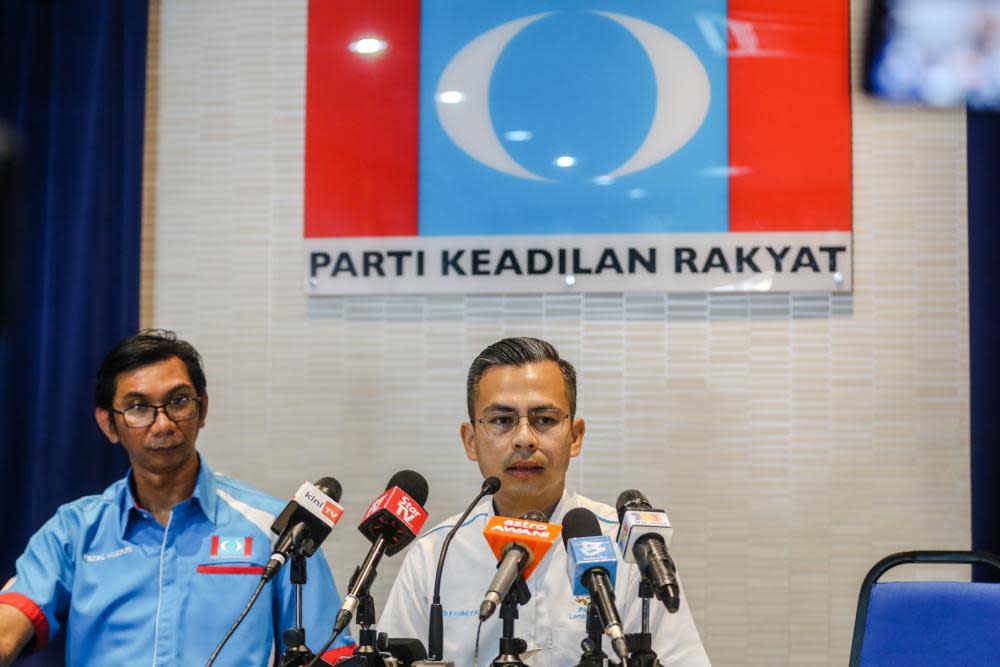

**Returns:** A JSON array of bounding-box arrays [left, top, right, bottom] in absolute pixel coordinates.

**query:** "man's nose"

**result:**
[[148, 406, 177, 434], [511, 416, 538, 449]]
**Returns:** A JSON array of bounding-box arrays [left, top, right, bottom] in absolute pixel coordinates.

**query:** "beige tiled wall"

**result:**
[[144, 2, 970, 665]]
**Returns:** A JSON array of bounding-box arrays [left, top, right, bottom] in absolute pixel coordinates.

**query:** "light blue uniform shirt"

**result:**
[[0, 459, 355, 666]]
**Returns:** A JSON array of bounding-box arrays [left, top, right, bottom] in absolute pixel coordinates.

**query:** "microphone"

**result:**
[[615, 489, 680, 613], [562, 507, 628, 662], [479, 510, 561, 621], [332, 470, 430, 634], [420, 476, 501, 665], [262, 477, 344, 582]]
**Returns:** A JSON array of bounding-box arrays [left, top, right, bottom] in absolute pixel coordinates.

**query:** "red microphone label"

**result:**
[[363, 488, 392, 522], [363, 487, 429, 535], [388, 487, 428, 534]]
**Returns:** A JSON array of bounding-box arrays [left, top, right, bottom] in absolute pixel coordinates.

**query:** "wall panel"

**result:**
[[146, 2, 969, 664]]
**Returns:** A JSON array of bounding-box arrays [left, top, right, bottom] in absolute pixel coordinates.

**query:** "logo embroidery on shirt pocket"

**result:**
[[210, 535, 253, 558], [199, 535, 262, 574]]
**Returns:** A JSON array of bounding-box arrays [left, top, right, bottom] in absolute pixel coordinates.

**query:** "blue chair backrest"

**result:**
[[850, 550, 1000, 667], [859, 581, 1000, 666]]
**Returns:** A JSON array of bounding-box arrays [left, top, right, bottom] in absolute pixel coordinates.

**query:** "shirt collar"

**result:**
[[486, 486, 576, 523], [547, 487, 576, 525], [118, 456, 219, 538], [192, 457, 219, 522]]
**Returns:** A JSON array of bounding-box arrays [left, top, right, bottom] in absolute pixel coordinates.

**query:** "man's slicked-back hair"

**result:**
[[466, 337, 577, 419], [95, 329, 206, 409]]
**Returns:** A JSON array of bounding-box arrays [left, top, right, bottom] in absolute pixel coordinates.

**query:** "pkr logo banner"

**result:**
[[304, 1, 851, 294]]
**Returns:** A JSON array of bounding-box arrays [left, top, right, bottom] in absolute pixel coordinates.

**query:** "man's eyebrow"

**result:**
[[481, 402, 561, 413], [118, 382, 195, 403], [481, 403, 516, 414]]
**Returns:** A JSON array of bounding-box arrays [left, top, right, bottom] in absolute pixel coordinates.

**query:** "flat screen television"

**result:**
[[865, 0, 1000, 110]]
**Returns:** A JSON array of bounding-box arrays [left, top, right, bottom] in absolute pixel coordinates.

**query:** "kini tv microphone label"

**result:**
[[294, 481, 344, 529], [616, 509, 673, 564], [483, 516, 561, 579], [566, 535, 618, 596], [364, 487, 429, 535]]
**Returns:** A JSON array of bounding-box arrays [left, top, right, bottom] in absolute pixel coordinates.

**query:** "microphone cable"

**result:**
[[205, 577, 268, 666], [473, 617, 485, 667], [305, 626, 344, 667]]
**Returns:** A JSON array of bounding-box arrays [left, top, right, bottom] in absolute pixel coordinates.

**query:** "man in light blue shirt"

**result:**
[[0, 330, 354, 666]]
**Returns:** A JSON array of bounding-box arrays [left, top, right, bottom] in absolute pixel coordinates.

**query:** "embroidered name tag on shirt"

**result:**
[[83, 546, 134, 562]]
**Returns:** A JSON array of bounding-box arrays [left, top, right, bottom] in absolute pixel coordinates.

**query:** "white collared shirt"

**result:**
[[379, 488, 711, 666]]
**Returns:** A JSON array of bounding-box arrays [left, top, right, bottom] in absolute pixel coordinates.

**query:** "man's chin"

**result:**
[[499, 469, 550, 497], [135, 445, 196, 474]]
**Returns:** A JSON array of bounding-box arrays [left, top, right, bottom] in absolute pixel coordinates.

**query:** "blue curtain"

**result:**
[[0, 1, 148, 663], [969, 109, 1000, 582]]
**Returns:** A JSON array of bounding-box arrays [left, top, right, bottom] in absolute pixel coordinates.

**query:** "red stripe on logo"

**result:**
[[196, 565, 266, 575], [728, 0, 851, 232], [305, 0, 420, 238], [244, 536, 253, 556], [211, 535, 220, 556]]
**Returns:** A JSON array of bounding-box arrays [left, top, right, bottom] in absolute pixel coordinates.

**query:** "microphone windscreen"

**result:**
[[615, 489, 649, 521], [315, 477, 343, 502], [387, 469, 429, 506], [562, 507, 602, 544], [521, 510, 547, 522], [482, 476, 501, 494]]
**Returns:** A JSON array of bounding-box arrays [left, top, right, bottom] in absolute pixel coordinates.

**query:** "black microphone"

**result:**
[[615, 489, 680, 613], [418, 476, 500, 665], [332, 470, 430, 634], [262, 477, 344, 582], [562, 507, 629, 661]]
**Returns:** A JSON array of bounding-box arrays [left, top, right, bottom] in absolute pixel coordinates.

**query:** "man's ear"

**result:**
[[198, 391, 209, 427], [460, 421, 478, 461], [568, 417, 585, 459], [95, 407, 120, 444]]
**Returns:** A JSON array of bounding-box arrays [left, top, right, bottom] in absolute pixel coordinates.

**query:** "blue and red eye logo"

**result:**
[[305, 1, 850, 240]]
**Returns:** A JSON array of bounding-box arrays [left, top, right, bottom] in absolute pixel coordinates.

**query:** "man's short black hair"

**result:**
[[466, 337, 577, 419], [95, 329, 206, 409]]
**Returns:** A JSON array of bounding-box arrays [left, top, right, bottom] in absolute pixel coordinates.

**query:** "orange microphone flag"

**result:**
[[482, 515, 561, 580]]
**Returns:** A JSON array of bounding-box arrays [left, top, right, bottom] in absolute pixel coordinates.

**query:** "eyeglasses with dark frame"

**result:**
[[111, 396, 203, 429], [472, 408, 570, 438]]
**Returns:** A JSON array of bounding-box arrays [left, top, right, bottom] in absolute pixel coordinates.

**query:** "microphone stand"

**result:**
[[280, 554, 318, 666], [336, 594, 399, 667], [415, 477, 498, 667], [624, 581, 661, 667], [574, 602, 613, 667], [491, 576, 531, 667]]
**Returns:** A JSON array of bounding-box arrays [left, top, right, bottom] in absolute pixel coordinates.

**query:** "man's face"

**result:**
[[94, 356, 207, 476], [461, 360, 584, 516]]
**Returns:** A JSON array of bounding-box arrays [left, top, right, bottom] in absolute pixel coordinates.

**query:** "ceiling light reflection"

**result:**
[[504, 130, 533, 142], [438, 90, 465, 104], [349, 37, 388, 55]]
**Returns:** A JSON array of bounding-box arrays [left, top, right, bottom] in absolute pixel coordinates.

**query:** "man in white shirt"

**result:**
[[379, 337, 711, 666]]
